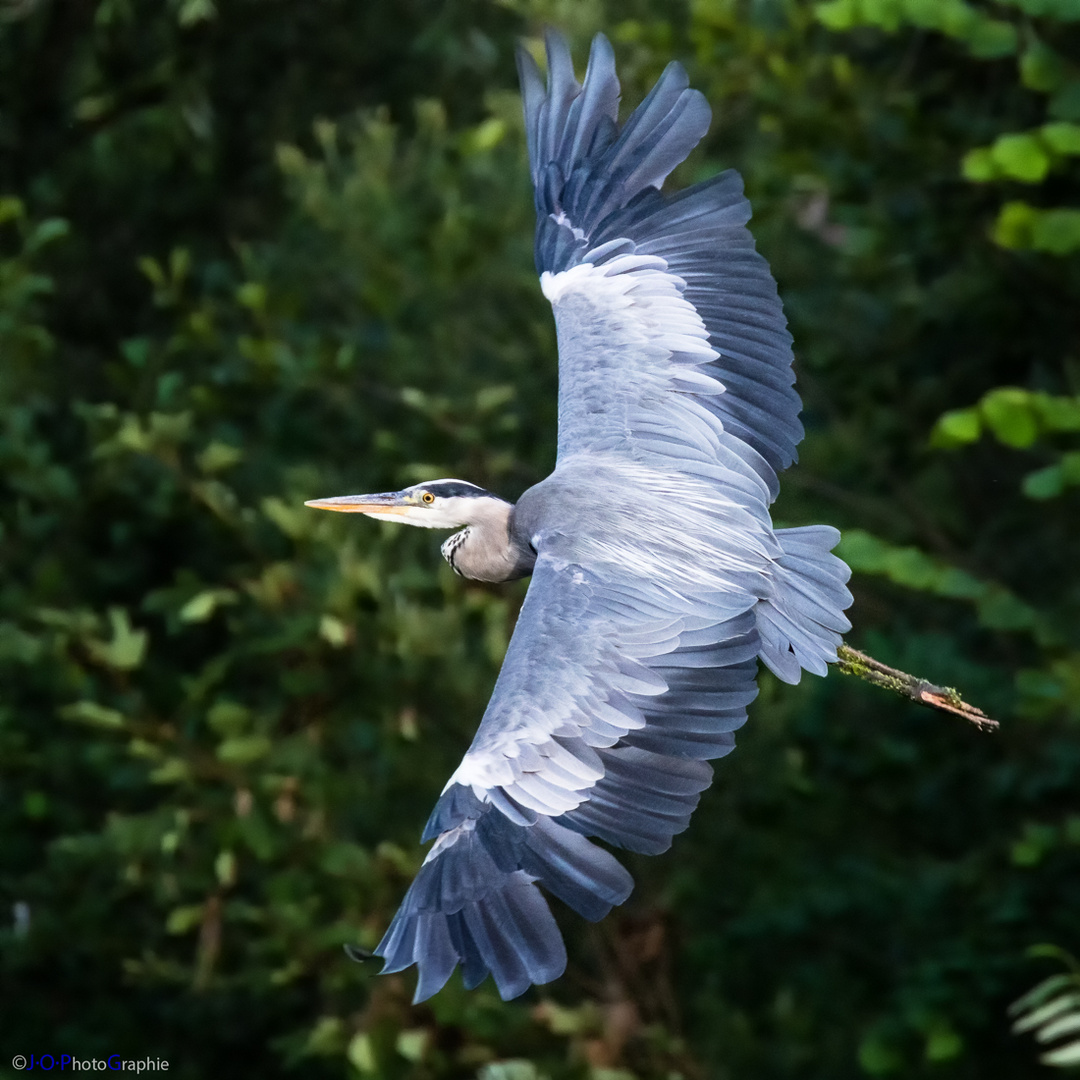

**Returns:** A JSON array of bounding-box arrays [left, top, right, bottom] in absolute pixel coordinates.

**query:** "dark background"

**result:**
[[2, 0, 1080, 1076]]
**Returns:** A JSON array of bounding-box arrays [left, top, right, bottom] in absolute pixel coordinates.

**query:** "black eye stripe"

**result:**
[[422, 482, 489, 499]]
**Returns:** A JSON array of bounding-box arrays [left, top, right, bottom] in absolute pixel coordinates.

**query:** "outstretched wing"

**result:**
[[373, 32, 851, 1004], [519, 31, 802, 495], [376, 547, 762, 1002]]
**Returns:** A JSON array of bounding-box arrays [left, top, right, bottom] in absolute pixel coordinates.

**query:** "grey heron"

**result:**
[[306, 32, 852, 1003]]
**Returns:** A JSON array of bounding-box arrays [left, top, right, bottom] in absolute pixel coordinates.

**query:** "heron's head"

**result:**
[[305, 479, 506, 530]]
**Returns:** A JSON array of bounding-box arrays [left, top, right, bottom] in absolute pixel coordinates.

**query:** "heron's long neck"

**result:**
[[442, 500, 535, 583]]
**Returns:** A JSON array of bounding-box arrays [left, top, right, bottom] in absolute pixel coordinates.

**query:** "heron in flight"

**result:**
[[306, 32, 852, 1002]]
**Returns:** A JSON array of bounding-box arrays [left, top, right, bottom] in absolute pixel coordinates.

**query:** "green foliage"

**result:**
[[0, 197, 69, 386], [931, 385, 1080, 502], [962, 123, 1080, 184], [996, 0, 1080, 18], [932, 388, 1080, 447], [2, 0, 1080, 1078], [823, 0, 1080, 254], [838, 529, 1050, 640], [990, 201, 1080, 253], [814, 0, 1019, 56]]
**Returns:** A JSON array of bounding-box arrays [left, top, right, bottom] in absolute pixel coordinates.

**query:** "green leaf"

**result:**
[[980, 387, 1038, 448], [833, 529, 885, 574], [318, 613, 351, 647], [992, 200, 1038, 248], [1022, 464, 1064, 500], [991, 133, 1051, 182], [1061, 451, 1080, 482], [1050, 80, 1080, 121], [0, 195, 24, 224], [120, 336, 151, 367], [883, 546, 938, 590], [236, 281, 267, 312], [27, 218, 70, 252], [196, 440, 243, 473], [262, 496, 311, 539], [177, 0, 216, 26], [395, 1029, 428, 1063], [1020, 42, 1067, 93], [86, 607, 149, 670], [1036, 395, 1080, 431], [1042, 122, 1080, 155], [216, 734, 272, 765], [1031, 208, 1080, 254], [935, 568, 985, 599], [0, 622, 43, 663], [207, 701, 251, 735], [964, 18, 1017, 59], [461, 117, 506, 154], [319, 841, 370, 877], [60, 701, 127, 729], [1038, 0, 1080, 19], [304, 1016, 345, 1055], [478, 1063, 544, 1080], [165, 904, 205, 934], [814, 0, 858, 30], [858, 1030, 904, 1076], [215, 850, 237, 887], [137, 256, 166, 287], [931, 407, 982, 447], [346, 1033, 378, 1074], [961, 146, 998, 181], [475, 384, 516, 413], [976, 586, 1038, 630], [1015, 0, 1080, 15], [179, 588, 237, 623], [924, 1021, 963, 1062], [149, 759, 191, 784]]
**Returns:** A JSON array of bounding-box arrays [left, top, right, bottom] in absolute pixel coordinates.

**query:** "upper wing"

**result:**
[[518, 32, 802, 496]]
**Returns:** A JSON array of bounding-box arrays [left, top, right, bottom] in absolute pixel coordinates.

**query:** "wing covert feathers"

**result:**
[[369, 32, 854, 1004]]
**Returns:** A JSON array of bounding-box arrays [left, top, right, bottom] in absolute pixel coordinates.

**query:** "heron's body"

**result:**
[[307, 32, 852, 1002]]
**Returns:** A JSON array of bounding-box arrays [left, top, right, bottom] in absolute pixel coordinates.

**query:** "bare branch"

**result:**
[[836, 645, 997, 731]]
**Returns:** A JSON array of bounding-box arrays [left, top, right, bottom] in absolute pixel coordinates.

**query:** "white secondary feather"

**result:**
[[540, 257, 720, 362]]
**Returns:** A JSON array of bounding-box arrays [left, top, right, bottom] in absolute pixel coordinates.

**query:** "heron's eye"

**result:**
[[422, 492, 435, 504]]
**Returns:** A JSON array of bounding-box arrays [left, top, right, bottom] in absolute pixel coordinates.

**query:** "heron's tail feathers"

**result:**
[[374, 787, 633, 1002], [756, 525, 853, 684]]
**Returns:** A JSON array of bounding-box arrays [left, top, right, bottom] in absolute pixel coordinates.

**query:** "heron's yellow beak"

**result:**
[[304, 493, 412, 515]]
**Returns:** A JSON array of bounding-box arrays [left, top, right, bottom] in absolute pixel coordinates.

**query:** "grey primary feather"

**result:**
[[372, 31, 853, 1003]]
